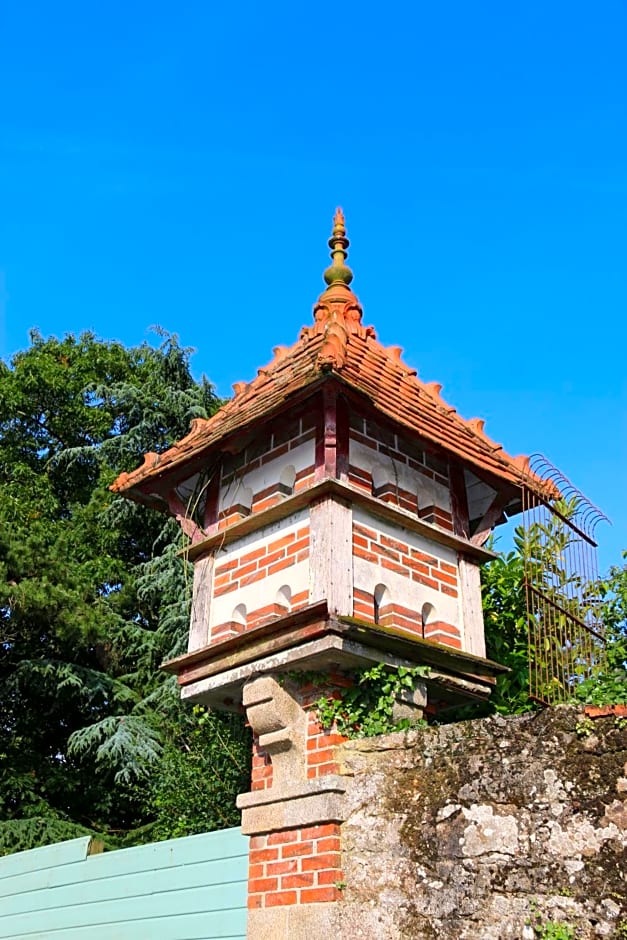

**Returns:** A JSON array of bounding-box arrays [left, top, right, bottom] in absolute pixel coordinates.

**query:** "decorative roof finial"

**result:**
[[302, 208, 375, 353], [323, 207, 354, 288]]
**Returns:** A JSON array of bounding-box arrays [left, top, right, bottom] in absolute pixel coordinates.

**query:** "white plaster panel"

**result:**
[[219, 439, 314, 513], [214, 508, 308, 558], [352, 506, 460, 628], [211, 511, 309, 627], [212, 560, 310, 628], [349, 439, 451, 513]]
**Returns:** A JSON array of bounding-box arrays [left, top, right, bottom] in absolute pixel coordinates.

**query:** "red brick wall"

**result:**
[[248, 824, 343, 909], [353, 588, 462, 649], [352, 521, 462, 651], [251, 735, 274, 792], [353, 585, 376, 621], [221, 412, 317, 484], [348, 414, 453, 530], [247, 677, 349, 909], [218, 412, 317, 528], [349, 414, 449, 481], [211, 588, 309, 640], [421, 620, 462, 649]]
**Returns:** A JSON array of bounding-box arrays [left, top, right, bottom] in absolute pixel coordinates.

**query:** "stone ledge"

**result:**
[[179, 628, 500, 711], [237, 774, 347, 810], [248, 903, 341, 940], [239, 785, 347, 835]]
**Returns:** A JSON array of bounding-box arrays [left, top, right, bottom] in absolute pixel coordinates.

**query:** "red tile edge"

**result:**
[[583, 703, 627, 719]]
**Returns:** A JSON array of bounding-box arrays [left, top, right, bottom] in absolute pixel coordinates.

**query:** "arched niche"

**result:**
[[275, 584, 292, 611], [373, 582, 391, 625], [278, 464, 296, 497]]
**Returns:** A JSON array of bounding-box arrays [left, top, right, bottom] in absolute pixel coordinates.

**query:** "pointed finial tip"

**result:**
[[323, 207, 353, 288], [310, 206, 367, 334]]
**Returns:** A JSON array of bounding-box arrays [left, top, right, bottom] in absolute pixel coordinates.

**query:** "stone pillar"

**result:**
[[237, 674, 349, 938]]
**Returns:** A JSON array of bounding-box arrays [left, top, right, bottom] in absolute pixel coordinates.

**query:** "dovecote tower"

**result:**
[[113, 209, 529, 712], [113, 212, 547, 927]]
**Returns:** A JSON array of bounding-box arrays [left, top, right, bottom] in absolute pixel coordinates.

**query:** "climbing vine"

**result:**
[[315, 663, 429, 738]]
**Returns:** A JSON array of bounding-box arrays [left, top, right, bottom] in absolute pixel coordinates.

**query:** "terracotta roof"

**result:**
[[112, 210, 535, 498]]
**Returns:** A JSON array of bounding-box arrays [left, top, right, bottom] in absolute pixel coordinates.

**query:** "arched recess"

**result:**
[[370, 462, 388, 498], [231, 603, 247, 630], [275, 584, 292, 612], [278, 464, 296, 497], [221, 483, 253, 520], [237, 486, 254, 514], [373, 583, 391, 625], [421, 602, 436, 638]]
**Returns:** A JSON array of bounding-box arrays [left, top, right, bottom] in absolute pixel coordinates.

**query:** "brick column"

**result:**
[[237, 674, 350, 938]]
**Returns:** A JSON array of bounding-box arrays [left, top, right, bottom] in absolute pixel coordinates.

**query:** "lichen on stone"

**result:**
[[337, 706, 626, 938]]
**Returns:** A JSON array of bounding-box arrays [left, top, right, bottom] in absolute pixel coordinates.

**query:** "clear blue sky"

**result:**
[[1, 0, 625, 571]]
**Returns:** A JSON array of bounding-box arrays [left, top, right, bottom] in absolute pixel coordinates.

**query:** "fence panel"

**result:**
[[0, 828, 248, 940]]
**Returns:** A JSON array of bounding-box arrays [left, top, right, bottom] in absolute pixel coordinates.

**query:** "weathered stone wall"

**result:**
[[336, 707, 626, 939]]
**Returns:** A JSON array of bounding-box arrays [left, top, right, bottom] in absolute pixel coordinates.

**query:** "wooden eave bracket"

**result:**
[[470, 492, 517, 547]]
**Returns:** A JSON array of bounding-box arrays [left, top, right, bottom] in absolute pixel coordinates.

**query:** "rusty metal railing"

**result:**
[[520, 455, 609, 705]]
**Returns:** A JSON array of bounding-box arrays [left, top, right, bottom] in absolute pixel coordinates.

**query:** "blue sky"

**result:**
[[1, 0, 625, 571]]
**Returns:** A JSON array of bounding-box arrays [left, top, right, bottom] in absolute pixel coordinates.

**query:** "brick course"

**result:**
[[247, 678, 348, 910], [248, 824, 343, 909], [352, 588, 461, 649], [349, 418, 451, 488], [352, 522, 459, 600], [217, 413, 317, 529], [221, 412, 317, 487], [349, 423, 455, 530], [212, 587, 310, 640], [212, 526, 310, 600]]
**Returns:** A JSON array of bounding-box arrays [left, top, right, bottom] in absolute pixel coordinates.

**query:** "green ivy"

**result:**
[[536, 920, 575, 940], [315, 664, 429, 738], [527, 901, 576, 940]]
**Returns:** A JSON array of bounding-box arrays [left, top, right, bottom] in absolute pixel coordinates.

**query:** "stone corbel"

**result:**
[[242, 675, 308, 790], [237, 675, 348, 836]]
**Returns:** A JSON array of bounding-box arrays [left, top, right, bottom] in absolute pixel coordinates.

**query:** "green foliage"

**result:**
[[481, 548, 533, 715], [0, 817, 96, 858], [149, 706, 251, 841], [68, 716, 164, 785], [518, 498, 587, 611], [574, 716, 594, 738], [527, 901, 575, 939], [480, 526, 627, 715], [518, 497, 610, 703], [0, 330, 248, 855], [574, 553, 627, 705], [537, 923, 575, 940], [315, 664, 429, 738]]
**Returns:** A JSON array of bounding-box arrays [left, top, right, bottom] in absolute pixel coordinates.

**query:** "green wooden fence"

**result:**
[[0, 827, 248, 939]]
